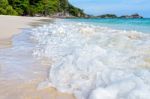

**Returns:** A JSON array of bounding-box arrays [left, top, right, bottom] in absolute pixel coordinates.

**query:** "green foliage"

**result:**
[[98, 14, 117, 18], [0, 0, 8, 7], [6, 6, 18, 15], [0, 0, 18, 15], [8, 0, 30, 15], [0, 8, 7, 15], [68, 4, 85, 17], [0, 0, 85, 17], [35, 0, 59, 16]]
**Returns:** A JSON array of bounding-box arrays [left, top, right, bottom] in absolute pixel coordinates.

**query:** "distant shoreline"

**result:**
[[64, 13, 144, 19]]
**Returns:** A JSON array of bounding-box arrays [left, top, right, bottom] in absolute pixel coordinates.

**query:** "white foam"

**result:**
[[31, 20, 150, 99]]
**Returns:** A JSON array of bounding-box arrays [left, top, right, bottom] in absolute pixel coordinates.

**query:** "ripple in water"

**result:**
[[32, 20, 150, 99]]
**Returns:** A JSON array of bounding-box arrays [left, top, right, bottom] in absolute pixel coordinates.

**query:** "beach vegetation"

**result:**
[[0, 0, 85, 17], [98, 14, 117, 18], [0, 0, 18, 15]]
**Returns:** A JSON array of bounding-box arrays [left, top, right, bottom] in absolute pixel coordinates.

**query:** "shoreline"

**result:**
[[0, 15, 51, 40], [0, 15, 52, 48], [0, 15, 75, 99]]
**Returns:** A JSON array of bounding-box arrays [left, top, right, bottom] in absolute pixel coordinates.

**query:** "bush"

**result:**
[[14, 8, 24, 15], [0, 0, 85, 17], [0, 8, 7, 15], [6, 6, 18, 15], [0, 0, 18, 15], [0, 0, 8, 7]]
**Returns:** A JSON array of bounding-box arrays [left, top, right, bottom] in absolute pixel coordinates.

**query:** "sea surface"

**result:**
[[0, 18, 150, 99], [66, 18, 150, 33]]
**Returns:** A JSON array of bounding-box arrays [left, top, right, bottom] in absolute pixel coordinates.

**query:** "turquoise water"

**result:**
[[66, 18, 150, 33]]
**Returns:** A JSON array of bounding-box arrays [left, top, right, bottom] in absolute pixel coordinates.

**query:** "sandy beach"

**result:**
[[0, 15, 75, 99], [0, 15, 50, 39], [0, 15, 51, 48]]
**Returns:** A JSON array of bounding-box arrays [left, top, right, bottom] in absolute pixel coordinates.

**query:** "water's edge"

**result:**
[[32, 20, 150, 99], [0, 19, 150, 99]]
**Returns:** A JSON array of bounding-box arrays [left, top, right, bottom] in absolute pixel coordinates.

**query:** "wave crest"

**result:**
[[31, 21, 150, 99]]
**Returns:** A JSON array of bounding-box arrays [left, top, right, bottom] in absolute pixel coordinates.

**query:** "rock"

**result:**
[[120, 13, 143, 18]]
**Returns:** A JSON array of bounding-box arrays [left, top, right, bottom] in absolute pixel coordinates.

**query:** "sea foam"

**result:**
[[31, 20, 150, 99]]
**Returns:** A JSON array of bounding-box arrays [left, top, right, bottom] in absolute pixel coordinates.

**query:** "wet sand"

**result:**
[[0, 59, 75, 99], [0, 15, 75, 99], [0, 60, 75, 99]]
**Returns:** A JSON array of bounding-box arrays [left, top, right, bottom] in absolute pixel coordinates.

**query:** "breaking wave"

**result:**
[[31, 20, 150, 99]]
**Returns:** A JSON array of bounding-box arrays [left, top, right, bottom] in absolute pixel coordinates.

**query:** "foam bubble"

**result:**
[[32, 21, 150, 99]]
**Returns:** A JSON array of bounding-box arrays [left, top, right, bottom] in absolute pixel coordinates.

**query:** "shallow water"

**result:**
[[1, 19, 150, 99], [32, 20, 150, 99], [66, 18, 150, 33], [0, 29, 75, 99]]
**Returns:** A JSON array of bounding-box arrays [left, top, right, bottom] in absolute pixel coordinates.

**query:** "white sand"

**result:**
[[0, 15, 51, 48], [0, 15, 50, 40]]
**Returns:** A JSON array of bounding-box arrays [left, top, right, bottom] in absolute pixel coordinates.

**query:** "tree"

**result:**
[[0, 0, 17, 15], [8, 0, 30, 15], [1, 0, 86, 17], [6, 6, 18, 15], [59, 0, 68, 15], [33, 0, 59, 16]]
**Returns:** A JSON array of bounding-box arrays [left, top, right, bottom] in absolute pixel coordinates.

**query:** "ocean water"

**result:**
[[66, 18, 150, 33], [1, 18, 150, 99], [31, 19, 150, 99]]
